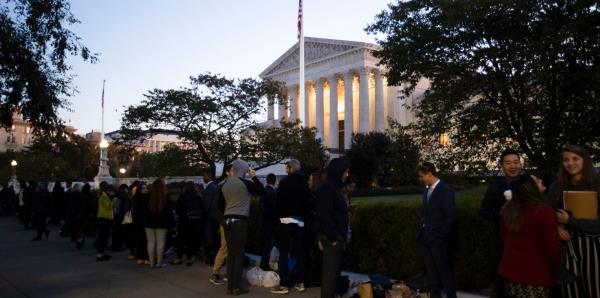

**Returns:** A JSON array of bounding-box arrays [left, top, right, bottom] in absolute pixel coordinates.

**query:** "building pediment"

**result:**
[[260, 37, 380, 78]]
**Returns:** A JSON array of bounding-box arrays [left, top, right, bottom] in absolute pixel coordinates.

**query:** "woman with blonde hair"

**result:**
[[144, 178, 174, 268]]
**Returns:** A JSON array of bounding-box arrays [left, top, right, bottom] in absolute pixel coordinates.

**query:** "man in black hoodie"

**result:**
[[316, 158, 350, 298], [271, 160, 311, 294]]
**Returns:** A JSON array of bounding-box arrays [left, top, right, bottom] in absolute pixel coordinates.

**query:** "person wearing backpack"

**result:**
[[172, 181, 205, 266]]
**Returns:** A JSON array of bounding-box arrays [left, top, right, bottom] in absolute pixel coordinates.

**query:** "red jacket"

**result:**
[[499, 203, 561, 287]]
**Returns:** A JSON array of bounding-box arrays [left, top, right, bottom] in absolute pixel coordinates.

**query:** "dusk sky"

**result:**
[[63, 0, 393, 135]]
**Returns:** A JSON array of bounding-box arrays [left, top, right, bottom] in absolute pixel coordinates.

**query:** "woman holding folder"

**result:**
[[547, 145, 600, 298]]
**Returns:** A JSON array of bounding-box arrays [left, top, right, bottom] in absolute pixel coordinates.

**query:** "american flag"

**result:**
[[297, 0, 302, 39]]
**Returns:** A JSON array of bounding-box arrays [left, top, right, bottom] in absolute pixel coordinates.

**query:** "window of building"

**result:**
[[439, 133, 449, 147], [338, 120, 345, 151]]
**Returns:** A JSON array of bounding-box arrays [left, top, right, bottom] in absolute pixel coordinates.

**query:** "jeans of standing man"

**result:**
[[213, 225, 228, 274], [177, 219, 203, 260], [111, 219, 124, 250], [417, 236, 457, 298], [260, 227, 275, 270], [319, 235, 345, 298], [276, 223, 306, 287], [145, 228, 167, 267], [96, 218, 112, 254], [123, 224, 135, 256], [134, 223, 148, 260], [224, 218, 248, 291]]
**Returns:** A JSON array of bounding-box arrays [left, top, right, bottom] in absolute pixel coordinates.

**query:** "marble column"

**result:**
[[344, 72, 354, 150], [359, 67, 370, 133], [278, 95, 287, 121], [329, 76, 339, 149], [305, 81, 312, 128], [267, 97, 275, 121], [315, 79, 324, 138], [288, 86, 297, 121], [374, 70, 385, 131]]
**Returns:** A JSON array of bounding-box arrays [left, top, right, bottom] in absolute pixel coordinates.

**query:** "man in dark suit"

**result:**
[[416, 162, 457, 298]]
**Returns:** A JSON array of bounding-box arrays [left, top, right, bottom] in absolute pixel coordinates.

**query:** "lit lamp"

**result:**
[[119, 167, 126, 176], [99, 139, 109, 149], [10, 159, 17, 187]]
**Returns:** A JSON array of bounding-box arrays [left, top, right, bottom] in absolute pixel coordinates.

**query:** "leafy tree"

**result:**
[[121, 73, 282, 176], [249, 120, 328, 175], [367, 0, 600, 176], [129, 144, 202, 177], [11, 133, 97, 181], [1, 0, 96, 132], [384, 120, 420, 186], [346, 132, 391, 188]]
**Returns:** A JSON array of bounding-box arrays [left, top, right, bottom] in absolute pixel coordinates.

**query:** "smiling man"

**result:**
[[480, 149, 523, 298]]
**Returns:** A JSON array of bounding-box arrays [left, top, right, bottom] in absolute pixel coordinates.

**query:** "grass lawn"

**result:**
[[352, 185, 487, 205]]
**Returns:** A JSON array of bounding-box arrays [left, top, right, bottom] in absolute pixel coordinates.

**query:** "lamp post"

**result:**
[[9, 160, 17, 187], [94, 138, 113, 188]]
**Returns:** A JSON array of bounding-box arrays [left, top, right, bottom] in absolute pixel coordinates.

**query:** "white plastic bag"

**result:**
[[262, 270, 281, 288], [246, 267, 264, 287]]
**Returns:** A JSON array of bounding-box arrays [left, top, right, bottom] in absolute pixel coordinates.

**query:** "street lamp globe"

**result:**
[[99, 139, 109, 148], [119, 168, 126, 175], [10, 160, 17, 167]]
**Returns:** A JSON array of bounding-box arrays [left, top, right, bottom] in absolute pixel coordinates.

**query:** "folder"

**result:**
[[563, 191, 598, 220]]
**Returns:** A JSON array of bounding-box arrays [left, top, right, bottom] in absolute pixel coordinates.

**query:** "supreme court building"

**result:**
[[260, 37, 429, 151]]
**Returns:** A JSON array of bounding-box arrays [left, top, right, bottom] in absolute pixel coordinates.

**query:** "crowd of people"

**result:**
[[0, 157, 357, 297], [1, 145, 599, 298]]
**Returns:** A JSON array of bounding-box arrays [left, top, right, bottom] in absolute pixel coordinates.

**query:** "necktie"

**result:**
[[426, 187, 433, 203]]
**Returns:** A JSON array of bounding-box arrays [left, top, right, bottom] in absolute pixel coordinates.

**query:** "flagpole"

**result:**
[[298, 0, 305, 127], [101, 79, 105, 140]]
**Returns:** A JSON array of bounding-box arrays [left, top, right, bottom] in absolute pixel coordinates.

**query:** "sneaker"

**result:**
[[155, 263, 167, 268], [96, 255, 111, 262], [144, 260, 151, 265], [170, 259, 183, 265], [294, 283, 305, 292], [227, 288, 249, 296], [137, 259, 144, 264], [270, 286, 289, 294], [128, 255, 135, 260], [209, 274, 225, 286]]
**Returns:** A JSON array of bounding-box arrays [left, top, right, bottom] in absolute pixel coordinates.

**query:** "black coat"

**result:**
[[260, 185, 278, 229], [316, 158, 351, 243], [176, 192, 204, 222], [144, 199, 174, 229], [276, 172, 311, 219], [416, 181, 456, 243]]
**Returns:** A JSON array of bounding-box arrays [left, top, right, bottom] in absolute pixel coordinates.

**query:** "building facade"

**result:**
[[103, 129, 187, 153], [260, 37, 429, 150]]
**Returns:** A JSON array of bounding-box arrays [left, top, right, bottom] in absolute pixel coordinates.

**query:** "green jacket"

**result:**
[[97, 192, 114, 220]]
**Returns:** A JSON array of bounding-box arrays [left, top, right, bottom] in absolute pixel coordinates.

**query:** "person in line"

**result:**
[[499, 173, 561, 298], [221, 160, 265, 295], [123, 181, 137, 260], [480, 149, 523, 298], [144, 178, 174, 268], [259, 173, 278, 271], [66, 183, 85, 245], [32, 182, 50, 241], [209, 164, 233, 286], [50, 181, 65, 226], [546, 145, 600, 298], [96, 182, 115, 261], [22, 181, 35, 230], [202, 171, 218, 265], [316, 158, 351, 298], [172, 181, 205, 266], [305, 172, 324, 287], [415, 162, 457, 298], [110, 184, 129, 252], [133, 182, 150, 265], [271, 160, 310, 295]]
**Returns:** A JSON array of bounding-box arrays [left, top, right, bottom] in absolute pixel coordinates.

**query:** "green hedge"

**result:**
[[246, 187, 494, 291]]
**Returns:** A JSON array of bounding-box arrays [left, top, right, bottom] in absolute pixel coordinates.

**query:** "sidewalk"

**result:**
[[0, 217, 484, 298]]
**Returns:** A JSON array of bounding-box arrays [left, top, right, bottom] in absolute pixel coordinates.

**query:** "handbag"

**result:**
[[122, 210, 133, 225]]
